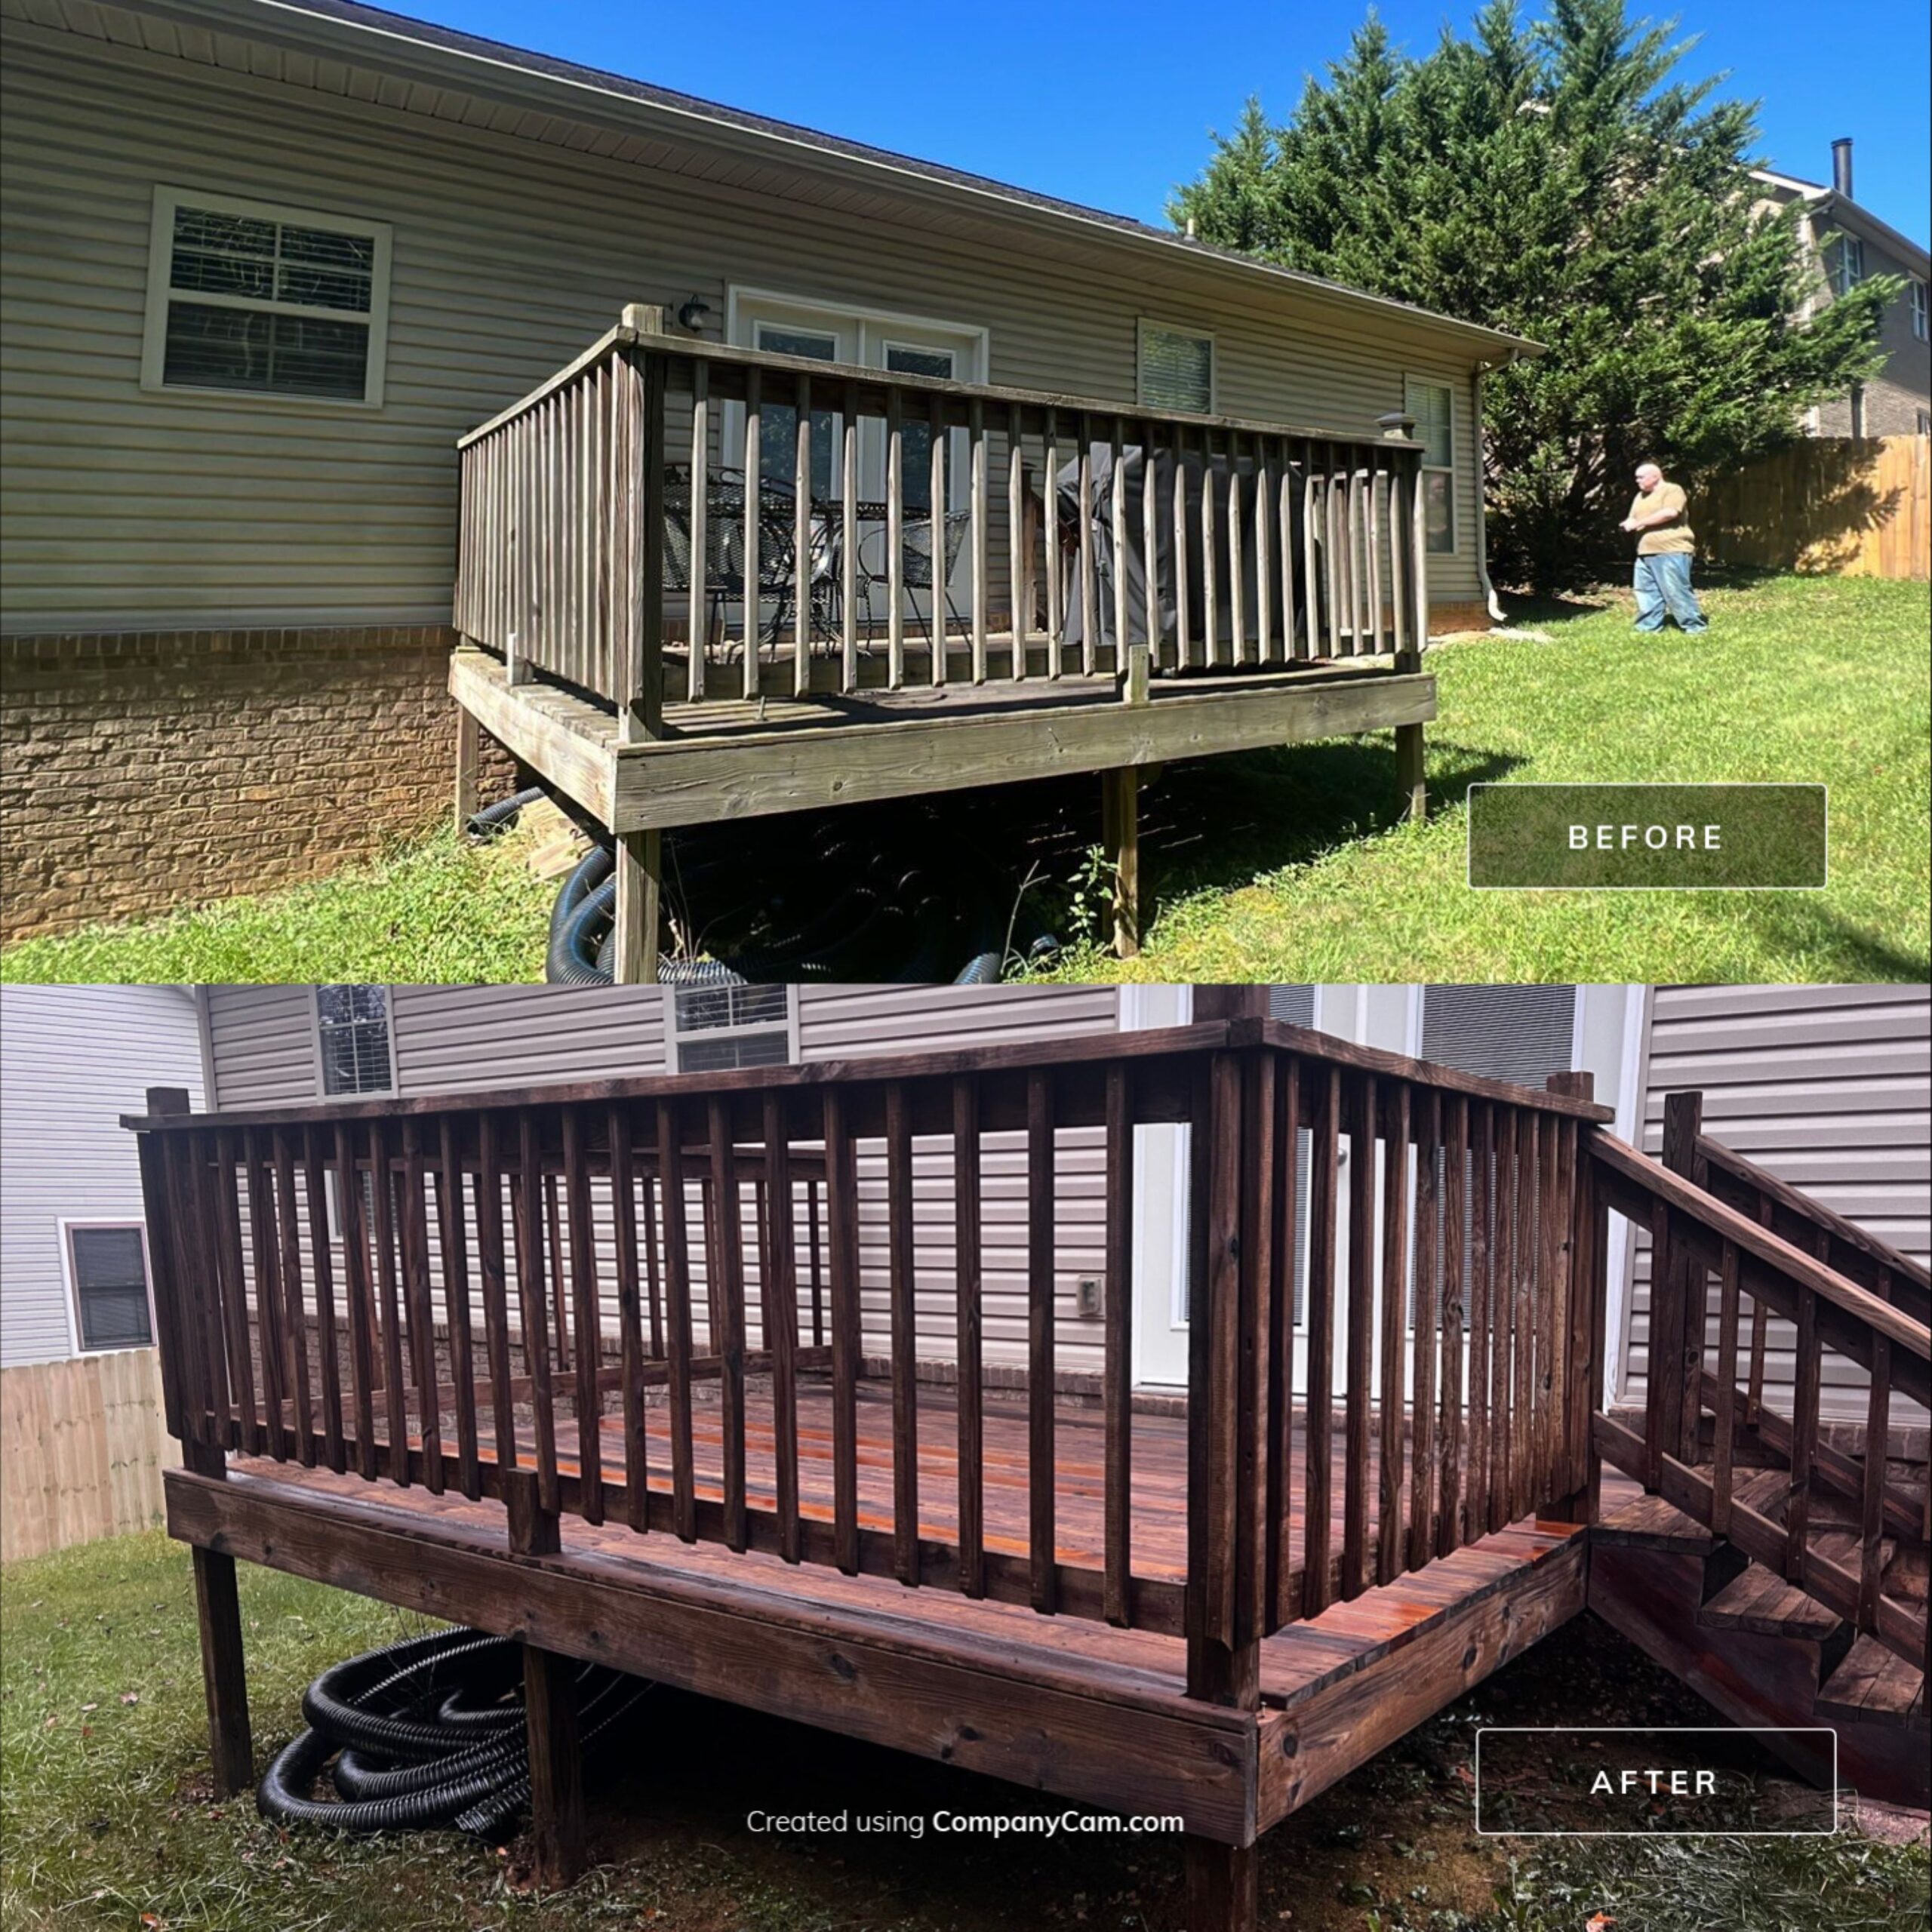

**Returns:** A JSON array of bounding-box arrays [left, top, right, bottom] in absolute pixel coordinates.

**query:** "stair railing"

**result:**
[[1588, 1112, 1930, 1672]]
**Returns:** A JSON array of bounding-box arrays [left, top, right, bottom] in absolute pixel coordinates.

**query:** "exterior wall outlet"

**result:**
[[1076, 1275, 1103, 1318]]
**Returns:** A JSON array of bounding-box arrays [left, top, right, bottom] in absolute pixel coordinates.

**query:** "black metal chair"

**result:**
[[851, 505, 971, 648], [661, 465, 804, 663]]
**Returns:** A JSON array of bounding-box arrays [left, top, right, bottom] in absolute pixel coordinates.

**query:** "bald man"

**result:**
[[1620, 463, 1708, 634]]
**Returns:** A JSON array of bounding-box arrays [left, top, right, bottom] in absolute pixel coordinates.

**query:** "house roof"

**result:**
[[39, 0, 1543, 361], [1749, 168, 1930, 278]]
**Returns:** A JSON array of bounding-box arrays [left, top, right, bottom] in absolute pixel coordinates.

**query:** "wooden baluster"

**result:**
[[544, 1174, 569, 1375], [1103, 1063, 1133, 1626], [475, 1114, 518, 1475], [514, 1113, 558, 1513], [1173, 430, 1193, 670], [149, 1122, 201, 1457], [211, 1131, 259, 1457], [706, 1096, 748, 1552], [183, 1132, 232, 1455], [1367, 454, 1386, 656], [1787, 1284, 1819, 1582], [655, 1097, 697, 1540], [969, 398, 988, 683], [1227, 435, 1247, 663], [1324, 445, 1344, 658], [1201, 433, 1220, 666], [825, 1085, 862, 1574], [1342, 1072, 1376, 1598], [954, 1075, 986, 1599], [331, 1123, 377, 1480], [1110, 417, 1131, 683], [1712, 1238, 1741, 1537], [1490, 1109, 1518, 1531], [793, 371, 813, 697], [1027, 1069, 1058, 1614], [1043, 405, 1063, 676], [686, 361, 709, 700], [1408, 1092, 1441, 1568], [367, 1121, 408, 1484], [1346, 457, 1366, 653], [1303, 1065, 1340, 1616], [270, 1129, 313, 1466], [1142, 422, 1161, 675], [1512, 1116, 1538, 1515], [761, 1093, 801, 1564], [1278, 438, 1300, 658], [928, 395, 948, 686], [1076, 414, 1097, 678], [1252, 441, 1274, 663], [1386, 457, 1407, 667], [401, 1121, 445, 1495], [742, 366, 761, 699], [838, 380, 859, 691], [1745, 1193, 1773, 1430], [1535, 1112, 1566, 1508], [436, 1117, 480, 1501], [887, 388, 906, 688], [1439, 1096, 1468, 1553], [1860, 1325, 1891, 1634], [300, 1128, 344, 1473], [1266, 1055, 1301, 1629], [561, 1110, 603, 1525], [1377, 1083, 1411, 1584], [246, 1134, 287, 1462], [1465, 1103, 1493, 1541], [1008, 403, 1027, 679], [886, 1082, 919, 1586], [608, 1103, 648, 1531]]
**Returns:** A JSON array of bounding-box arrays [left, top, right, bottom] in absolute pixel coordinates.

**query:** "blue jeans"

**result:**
[[1633, 552, 1707, 632]]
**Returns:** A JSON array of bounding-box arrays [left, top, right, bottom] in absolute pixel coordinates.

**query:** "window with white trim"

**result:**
[[66, 1224, 154, 1352], [315, 986, 395, 1097], [1404, 377, 1456, 553], [142, 186, 391, 405], [666, 986, 795, 1072], [1138, 321, 1214, 414], [1829, 233, 1865, 297], [1911, 278, 1928, 342]]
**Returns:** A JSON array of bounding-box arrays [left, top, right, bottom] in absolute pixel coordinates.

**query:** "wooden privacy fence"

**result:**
[[453, 314, 1432, 737], [131, 1021, 1609, 1698], [1589, 1097, 1931, 1673], [1699, 435, 1930, 580]]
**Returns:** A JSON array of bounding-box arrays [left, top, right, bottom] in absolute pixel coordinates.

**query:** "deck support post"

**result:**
[[1100, 766, 1141, 958], [454, 706, 482, 834], [192, 1546, 254, 1796], [611, 829, 662, 984], [1183, 1837, 1259, 1932], [505, 1469, 586, 1888]]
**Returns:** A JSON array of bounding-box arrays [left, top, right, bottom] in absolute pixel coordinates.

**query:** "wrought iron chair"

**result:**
[[851, 505, 972, 648], [661, 466, 804, 663]]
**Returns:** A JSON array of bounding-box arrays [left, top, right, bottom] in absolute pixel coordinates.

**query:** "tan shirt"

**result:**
[[1629, 481, 1694, 555]]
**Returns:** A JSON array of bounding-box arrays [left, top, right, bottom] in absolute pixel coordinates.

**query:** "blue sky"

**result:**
[[402, 0, 1929, 245]]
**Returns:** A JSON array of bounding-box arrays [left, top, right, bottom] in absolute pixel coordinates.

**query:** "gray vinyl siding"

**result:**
[[391, 986, 667, 1094], [0, 985, 204, 1366], [205, 986, 318, 1109], [1620, 984, 1931, 1424], [1, 5, 1488, 634]]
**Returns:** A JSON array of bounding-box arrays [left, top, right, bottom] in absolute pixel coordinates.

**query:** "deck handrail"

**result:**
[[451, 311, 1432, 728], [1587, 1109, 1929, 1672], [133, 1027, 1607, 1707]]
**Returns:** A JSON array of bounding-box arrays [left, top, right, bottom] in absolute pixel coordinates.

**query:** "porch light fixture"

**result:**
[[677, 295, 711, 332]]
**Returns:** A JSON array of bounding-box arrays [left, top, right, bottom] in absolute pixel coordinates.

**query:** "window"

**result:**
[[884, 342, 956, 513], [1829, 233, 1865, 297], [64, 1224, 154, 1352], [667, 985, 795, 1072], [142, 186, 391, 405], [315, 985, 395, 1096], [1912, 278, 1928, 342], [755, 321, 840, 497], [1138, 321, 1214, 414], [1404, 377, 1456, 553]]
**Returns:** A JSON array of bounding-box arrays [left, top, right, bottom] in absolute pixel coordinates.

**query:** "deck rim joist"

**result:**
[[448, 645, 1438, 834]]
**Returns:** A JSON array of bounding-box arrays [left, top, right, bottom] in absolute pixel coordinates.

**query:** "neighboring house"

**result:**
[[1754, 139, 1932, 438], [0, 984, 205, 1560], [196, 980, 1931, 1418], [0, 0, 1534, 943]]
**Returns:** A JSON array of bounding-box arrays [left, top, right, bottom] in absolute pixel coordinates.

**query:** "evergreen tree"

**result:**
[[1172, 0, 1897, 589]]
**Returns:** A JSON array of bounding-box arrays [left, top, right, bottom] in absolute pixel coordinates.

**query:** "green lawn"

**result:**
[[4, 573, 1926, 986], [3, 1531, 1924, 1932]]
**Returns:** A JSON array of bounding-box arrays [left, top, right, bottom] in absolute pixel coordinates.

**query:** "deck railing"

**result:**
[[1589, 1098, 1931, 1672], [133, 1021, 1604, 1702], [453, 312, 1432, 737]]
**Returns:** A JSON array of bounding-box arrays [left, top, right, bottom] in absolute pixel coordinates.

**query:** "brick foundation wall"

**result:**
[[1, 626, 515, 943]]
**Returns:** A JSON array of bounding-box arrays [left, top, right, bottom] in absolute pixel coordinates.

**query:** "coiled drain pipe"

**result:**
[[257, 1626, 649, 1838]]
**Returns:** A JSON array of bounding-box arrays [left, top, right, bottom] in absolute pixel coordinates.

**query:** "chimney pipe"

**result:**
[[1831, 137, 1854, 199]]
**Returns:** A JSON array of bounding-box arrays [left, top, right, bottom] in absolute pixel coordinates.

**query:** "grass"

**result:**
[[2, 573, 1926, 986], [4, 1530, 1926, 1932]]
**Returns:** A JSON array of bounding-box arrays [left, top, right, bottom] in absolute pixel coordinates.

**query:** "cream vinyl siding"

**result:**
[[1620, 984, 1931, 1425], [2, 8, 1488, 632], [0, 986, 205, 1367]]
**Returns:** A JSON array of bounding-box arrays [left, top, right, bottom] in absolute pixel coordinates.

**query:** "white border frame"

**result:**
[[140, 183, 392, 409], [665, 985, 801, 1075], [57, 1217, 158, 1358], [1474, 1727, 1839, 1836], [310, 984, 401, 1100], [1403, 373, 1457, 555], [1136, 316, 1216, 415]]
